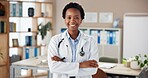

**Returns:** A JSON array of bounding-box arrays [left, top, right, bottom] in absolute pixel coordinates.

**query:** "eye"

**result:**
[[74, 16, 79, 19], [66, 16, 71, 20]]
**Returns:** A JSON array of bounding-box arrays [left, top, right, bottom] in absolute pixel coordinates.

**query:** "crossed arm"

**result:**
[[51, 56, 98, 68]]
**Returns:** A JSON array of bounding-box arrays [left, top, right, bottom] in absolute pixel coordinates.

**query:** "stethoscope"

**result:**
[[58, 38, 85, 57], [79, 47, 85, 56]]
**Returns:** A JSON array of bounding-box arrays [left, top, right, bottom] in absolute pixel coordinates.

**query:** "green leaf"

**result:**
[[135, 55, 139, 60], [144, 54, 147, 58], [38, 22, 52, 40], [144, 60, 148, 64], [138, 61, 140, 65], [140, 63, 144, 68]]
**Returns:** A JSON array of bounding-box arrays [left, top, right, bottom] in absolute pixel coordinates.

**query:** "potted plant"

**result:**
[[140, 54, 148, 68], [130, 54, 141, 69], [38, 22, 52, 40], [130, 54, 148, 69]]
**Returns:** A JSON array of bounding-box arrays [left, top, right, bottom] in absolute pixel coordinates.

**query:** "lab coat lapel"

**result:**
[[76, 32, 87, 61], [61, 31, 72, 61], [79, 33, 87, 49]]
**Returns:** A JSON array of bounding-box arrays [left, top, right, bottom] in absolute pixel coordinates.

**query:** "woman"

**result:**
[[48, 2, 99, 78]]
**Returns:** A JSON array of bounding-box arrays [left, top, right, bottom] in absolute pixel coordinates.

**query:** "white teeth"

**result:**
[[70, 25, 75, 26]]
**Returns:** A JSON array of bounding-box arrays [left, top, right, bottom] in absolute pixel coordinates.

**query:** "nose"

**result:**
[[70, 17, 75, 21], [70, 18, 76, 24]]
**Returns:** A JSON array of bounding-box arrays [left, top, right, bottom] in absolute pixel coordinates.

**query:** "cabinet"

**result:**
[[61, 27, 122, 63], [0, 1, 9, 78], [9, 0, 53, 77]]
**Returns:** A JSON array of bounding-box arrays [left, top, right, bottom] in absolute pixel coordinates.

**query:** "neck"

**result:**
[[68, 30, 79, 40]]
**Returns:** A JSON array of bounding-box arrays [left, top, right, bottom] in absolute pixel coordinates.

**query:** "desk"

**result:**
[[10, 56, 51, 78], [99, 62, 141, 78], [10, 56, 141, 78]]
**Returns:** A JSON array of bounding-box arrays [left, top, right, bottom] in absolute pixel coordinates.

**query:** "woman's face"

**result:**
[[64, 8, 82, 32]]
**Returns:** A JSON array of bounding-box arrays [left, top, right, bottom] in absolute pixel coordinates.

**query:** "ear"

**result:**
[[80, 19, 83, 24], [64, 19, 66, 23]]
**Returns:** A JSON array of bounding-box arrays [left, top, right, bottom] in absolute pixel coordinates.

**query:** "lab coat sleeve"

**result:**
[[47, 36, 79, 75], [77, 37, 99, 76]]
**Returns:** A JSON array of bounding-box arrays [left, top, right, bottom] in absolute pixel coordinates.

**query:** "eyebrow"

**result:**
[[66, 15, 80, 17]]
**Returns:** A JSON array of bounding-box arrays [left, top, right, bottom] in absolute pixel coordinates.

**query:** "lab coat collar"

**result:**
[[61, 30, 87, 47], [61, 30, 68, 41]]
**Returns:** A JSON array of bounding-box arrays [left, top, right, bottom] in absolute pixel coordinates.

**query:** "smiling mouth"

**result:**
[[70, 24, 76, 27]]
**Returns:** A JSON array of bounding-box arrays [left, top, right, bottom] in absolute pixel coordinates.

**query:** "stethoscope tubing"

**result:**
[[58, 38, 85, 57]]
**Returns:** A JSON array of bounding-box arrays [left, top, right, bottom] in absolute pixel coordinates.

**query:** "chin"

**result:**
[[68, 29, 78, 32]]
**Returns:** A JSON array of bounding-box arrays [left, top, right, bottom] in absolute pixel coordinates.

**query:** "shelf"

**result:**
[[9, 16, 53, 18], [0, 33, 7, 35], [8, 0, 53, 77], [9, 45, 44, 48], [0, 16, 7, 19], [61, 27, 122, 63], [9, 1, 53, 44], [0, 1, 7, 2], [98, 44, 119, 46], [0, 64, 7, 66], [9, 0, 53, 4], [0, 2, 9, 77], [9, 1, 53, 18], [0, 19, 8, 22], [9, 31, 38, 33]]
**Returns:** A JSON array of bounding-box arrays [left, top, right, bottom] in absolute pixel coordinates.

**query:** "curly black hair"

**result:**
[[62, 2, 85, 20]]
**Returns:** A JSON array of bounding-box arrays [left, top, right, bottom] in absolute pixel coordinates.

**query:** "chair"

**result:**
[[99, 57, 118, 63], [139, 67, 148, 78], [92, 68, 108, 78]]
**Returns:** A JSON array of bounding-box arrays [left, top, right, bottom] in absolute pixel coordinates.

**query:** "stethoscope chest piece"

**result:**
[[80, 51, 85, 56], [80, 47, 85, 56]]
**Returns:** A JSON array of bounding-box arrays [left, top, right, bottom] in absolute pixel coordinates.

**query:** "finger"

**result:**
[[90, 62, 98, 67], [90, 64, 98, 68], [89, 60, 97, 63], [92, 60, 97, 63], [51, 57, 56, 61], [51, 56, 60, 61], [51, 57, 55, 60], [90, 63, 97, 67]]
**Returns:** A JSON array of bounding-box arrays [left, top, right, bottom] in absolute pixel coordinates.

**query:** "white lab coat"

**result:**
[[47, 30, 99, 78]]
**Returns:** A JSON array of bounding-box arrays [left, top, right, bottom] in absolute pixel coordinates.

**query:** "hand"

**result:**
[[79, 60, 98, 68], [51, 56, 64, 62]]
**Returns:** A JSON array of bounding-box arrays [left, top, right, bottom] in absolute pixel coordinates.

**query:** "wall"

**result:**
[[54, 0, 148, 34]]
